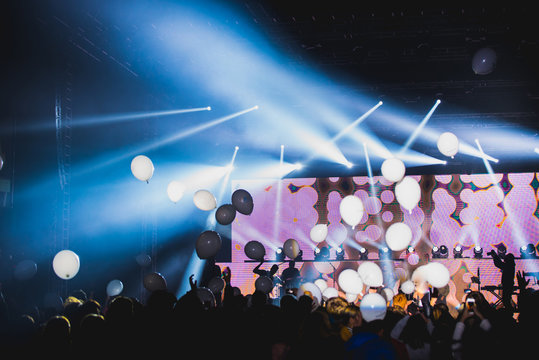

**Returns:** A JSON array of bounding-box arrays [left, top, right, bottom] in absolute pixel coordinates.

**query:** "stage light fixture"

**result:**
[[439, 245, 449, 258], [315, 246, 330, 261], [453, 245, 463, 258], [406, 246, 415, 254], [520, 244, 538, 259], [473, 245, 483, 259], [378, 246, 392, 260], [359, 247, 369, 260], [276, 247, 285, 261], [336, 247, 345, 261], [432, 246, 440, 258]]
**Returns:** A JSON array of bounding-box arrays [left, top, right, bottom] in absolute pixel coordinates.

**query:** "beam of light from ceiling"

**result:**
[[474, 139, 533, 265], [178, 147, 238, 297], [398, 99, 441, 154], [71, 106, 257, 177], [12, 107, 212, 134]]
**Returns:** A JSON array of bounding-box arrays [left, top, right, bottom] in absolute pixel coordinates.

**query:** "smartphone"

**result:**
[[466, 298, 475, 310]]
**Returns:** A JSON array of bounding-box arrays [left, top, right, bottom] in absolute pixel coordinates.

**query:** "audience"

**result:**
[[0, 265, 537, 360]]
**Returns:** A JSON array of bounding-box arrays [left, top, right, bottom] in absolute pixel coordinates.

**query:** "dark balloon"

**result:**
[[255, 275, 274, 294], [231, 189, 254, 215], [244, 240, 266, 261], [215, 204, 236, 225], [472, 47, 497, 75], [143, 272, 167, 292], [195, 230, 222, 259]]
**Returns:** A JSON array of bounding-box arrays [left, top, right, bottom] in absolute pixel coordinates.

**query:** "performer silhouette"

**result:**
[[281, 261, 301, 294], [488, 248, 515, 310], [253, 260, 280, 283]]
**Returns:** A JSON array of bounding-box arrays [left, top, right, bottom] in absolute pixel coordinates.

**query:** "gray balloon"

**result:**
[[244, 240, 266, 261], [143, 272, 167, 292], [195, 230, 222, 259], [207, 276, 225, 294], [255, 275, 274, 294], [232, 189, 254, 215], [215, 204, 236, 225], [472, 47, 497, 75], [14, 260, 37, 281], [196, 287, 216, 308]]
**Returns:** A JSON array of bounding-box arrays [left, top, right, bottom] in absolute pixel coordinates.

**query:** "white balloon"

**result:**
[[357, 262, 384, 287], [360, 293, 387, 322], [472, 47, 497, 75], [106, 280, 124, 297], [338, 269, 363, 295], [412, 265, 430, 294], [314, 279, 328, 293], [385, 222, 413, 251], [52, 250, 80, 280], [167, 180, 186, 203], [395, 177, 421, 214], [346, 293, 358, 303], [425, 262, 450, 288], [437, 132, 459, 158], [400, 280, 415, 294], [339, 195, 365, 228], [381, 158, 406, 183], [130, 155, 154, 182], [322, 287, 339, 300], [298, 282, 322, 306], [310, 224, 328, 243], [193, 189, 217, 211], [379, 288, 394, 303]]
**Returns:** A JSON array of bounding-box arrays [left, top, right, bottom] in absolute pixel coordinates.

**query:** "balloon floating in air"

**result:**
[[215, 204, 236, 225], [52, 250, 80, 280], [255, 275, 274, 294], [339, 195, 365, 228], [360, 293, 387, 322], [14, 260, 37, 281], [231, 189, 254, 215], [400, 280, 415, 294], [195, 230, 222, 259], [244, 240, 266, 261], [385, 222, 413, 251], [381, 157, 406, 183], [437, 132, 459, 158], [167, 180, 186, 203], [130, 155, 154, 183], [338, 268, 363, 295], [143, 272, 167, 292], [196, 287, 216, 308], [472, 47, 497, 75], [193, 189, 217, 211], [357, 261, 384, 288], [425, 262, 450, 288], [283, 238, 301, 260], [322, 287, 339, 301], [298, 282, 322, 307], [207, 276, 225, 295], [310, 224, 328, 243], [395, 176, 421, 214], [106, 280, 124, 297], [135, 253, 152, 267]]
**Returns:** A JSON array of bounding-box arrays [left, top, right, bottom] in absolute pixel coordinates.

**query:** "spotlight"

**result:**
[[406, 246, 415, 254], [432, 246, 440, 258], [453, 245, 463, 258], [276, 247, 285, 261], [439, 245, 449, 258], [359, 247, 369, 260], [378, 246, 392, 260], [294, 163, 303, 170], [520, 244, 538, 259], [473, 245, 483, 259], [314, 246, 330, 261], [345, 162, 353, 169], [336, 247, 345, 261]]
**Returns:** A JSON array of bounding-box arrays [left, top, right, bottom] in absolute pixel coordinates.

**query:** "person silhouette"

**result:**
[[488, 248, 515, 310], [253, 260, 280, 283], [281, 261, 301, 295]]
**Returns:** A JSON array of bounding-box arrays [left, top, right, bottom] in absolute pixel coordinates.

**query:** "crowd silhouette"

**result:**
[[0, 265, 538, 359]]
